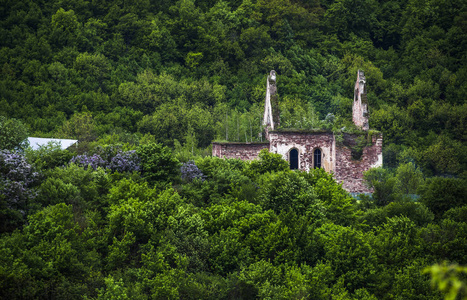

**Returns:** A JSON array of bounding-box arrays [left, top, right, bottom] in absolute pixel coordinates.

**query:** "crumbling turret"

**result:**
[[353, 70, 369, 131], [263, 70, 279, 139]]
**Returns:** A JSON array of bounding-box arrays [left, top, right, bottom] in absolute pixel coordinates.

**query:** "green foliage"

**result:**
[[0, 0, 464, 179], [97, 276, 130, 300], [57, 112, 98, 148], [423, 135, 465, 176], [364, 167, 396, 206], [300, 168, 357, 226], [348, 134, 370, 160], [421, 219, 467, 263], [0, 116, 29, 150], [279, 97, 322, 129], [258, 171, 325, 218], [246, 149, 289, 177], [373, 216, 423, 269], [420, 177, 467, 218], [25, 142, 74, 171], [0, 203, 102, 299], [38, 163, 111, 211], [443, 206, 467, 223], [195, 155, 247, 178], [0, 0, 467, 298], [361, 201, 434, 228], [1, 144, 465, 299], [391, 258, 441, 300], [393, 162, 425, 197], [136, 142, 180, 186], [315, 223, 378, 292], [232, 260, 310, 299], [425, 263, 467, 300]]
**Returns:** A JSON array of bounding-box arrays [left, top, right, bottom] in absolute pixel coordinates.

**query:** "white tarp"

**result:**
[[27, 137, 78, 150]]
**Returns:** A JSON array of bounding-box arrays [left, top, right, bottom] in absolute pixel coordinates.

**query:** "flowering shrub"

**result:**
[[107, 150, 140, 173], [181, 160, 205, 182], [70, 149, 140, 173], [70, 154, 106, 170], [0, 150, 39, 200], [0, 150, 39, 231]]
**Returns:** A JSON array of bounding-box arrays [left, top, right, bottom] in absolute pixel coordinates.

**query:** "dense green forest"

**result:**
[[1, 0, 466, 174], [1, 0, 467, 299]]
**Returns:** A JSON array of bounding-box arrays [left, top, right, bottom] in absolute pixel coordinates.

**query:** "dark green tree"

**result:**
[[136, 142, 180, 186], [0, 116, 29, 151]]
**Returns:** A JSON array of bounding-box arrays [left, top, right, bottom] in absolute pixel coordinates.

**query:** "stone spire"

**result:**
[[263, 70, 277, 139], [353, 70, 369, 131]]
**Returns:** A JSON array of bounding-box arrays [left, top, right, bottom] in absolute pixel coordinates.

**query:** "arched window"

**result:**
[[314, 149, 321, 168], [289, 148, 298, 170]]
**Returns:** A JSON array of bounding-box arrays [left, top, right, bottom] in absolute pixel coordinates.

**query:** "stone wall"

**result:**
[[212, 142, 270, 160], [334, 133, 383, 193], [212, 131, 383, 194], [269, 131, 335, 172]]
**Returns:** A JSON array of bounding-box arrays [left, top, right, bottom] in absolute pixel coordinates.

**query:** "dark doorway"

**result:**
[[290, 149, 298, 170], [314, 149, 321, 168]]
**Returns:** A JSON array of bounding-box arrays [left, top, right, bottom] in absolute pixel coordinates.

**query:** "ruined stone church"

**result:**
[[212, 70, 383, 193]]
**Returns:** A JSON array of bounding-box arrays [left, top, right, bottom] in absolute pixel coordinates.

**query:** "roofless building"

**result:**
[[212, 70, 382, 193]]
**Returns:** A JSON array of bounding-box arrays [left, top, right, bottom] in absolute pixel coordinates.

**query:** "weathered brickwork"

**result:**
[[334, 133, 383, 193], [212, 142, 269, 160], [269, 131, 335, 172]]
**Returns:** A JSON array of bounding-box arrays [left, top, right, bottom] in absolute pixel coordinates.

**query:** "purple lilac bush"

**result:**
[[181, 160, 206, 182], [70, 150, 140, 173], [0, 150, 39, 209], [108, 150, 140, 173], [70, 154, 106, 170]]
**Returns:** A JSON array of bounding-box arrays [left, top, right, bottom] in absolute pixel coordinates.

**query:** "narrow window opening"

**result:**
[[290, 149, 298, 170], [314, 149, 321, 168]]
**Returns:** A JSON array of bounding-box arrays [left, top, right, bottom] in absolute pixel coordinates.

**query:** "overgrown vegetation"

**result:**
[[0, 0, 465, 176], [1, 0, 467, 298], [0, 145, 465, 299]]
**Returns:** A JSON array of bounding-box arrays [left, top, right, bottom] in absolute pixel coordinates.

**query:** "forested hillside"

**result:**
[[1, 0, 466, 174], [1, 0, 467, 299]]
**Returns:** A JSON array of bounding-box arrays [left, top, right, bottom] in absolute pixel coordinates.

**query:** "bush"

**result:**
[[443, 205, 467, 223], [70, 154, 106, 170], [26, 142, 73, 171], [0, 116, 29, 151], [136, 142, 180, 186], [0, 150, 39, 232], [258, 171, 325, 218], [38, 164, 110, 212], [70, 146, 140, 173], [245, 149, 289, 178], [420, 177, 467, 218], [181, 160, 206, 182]]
